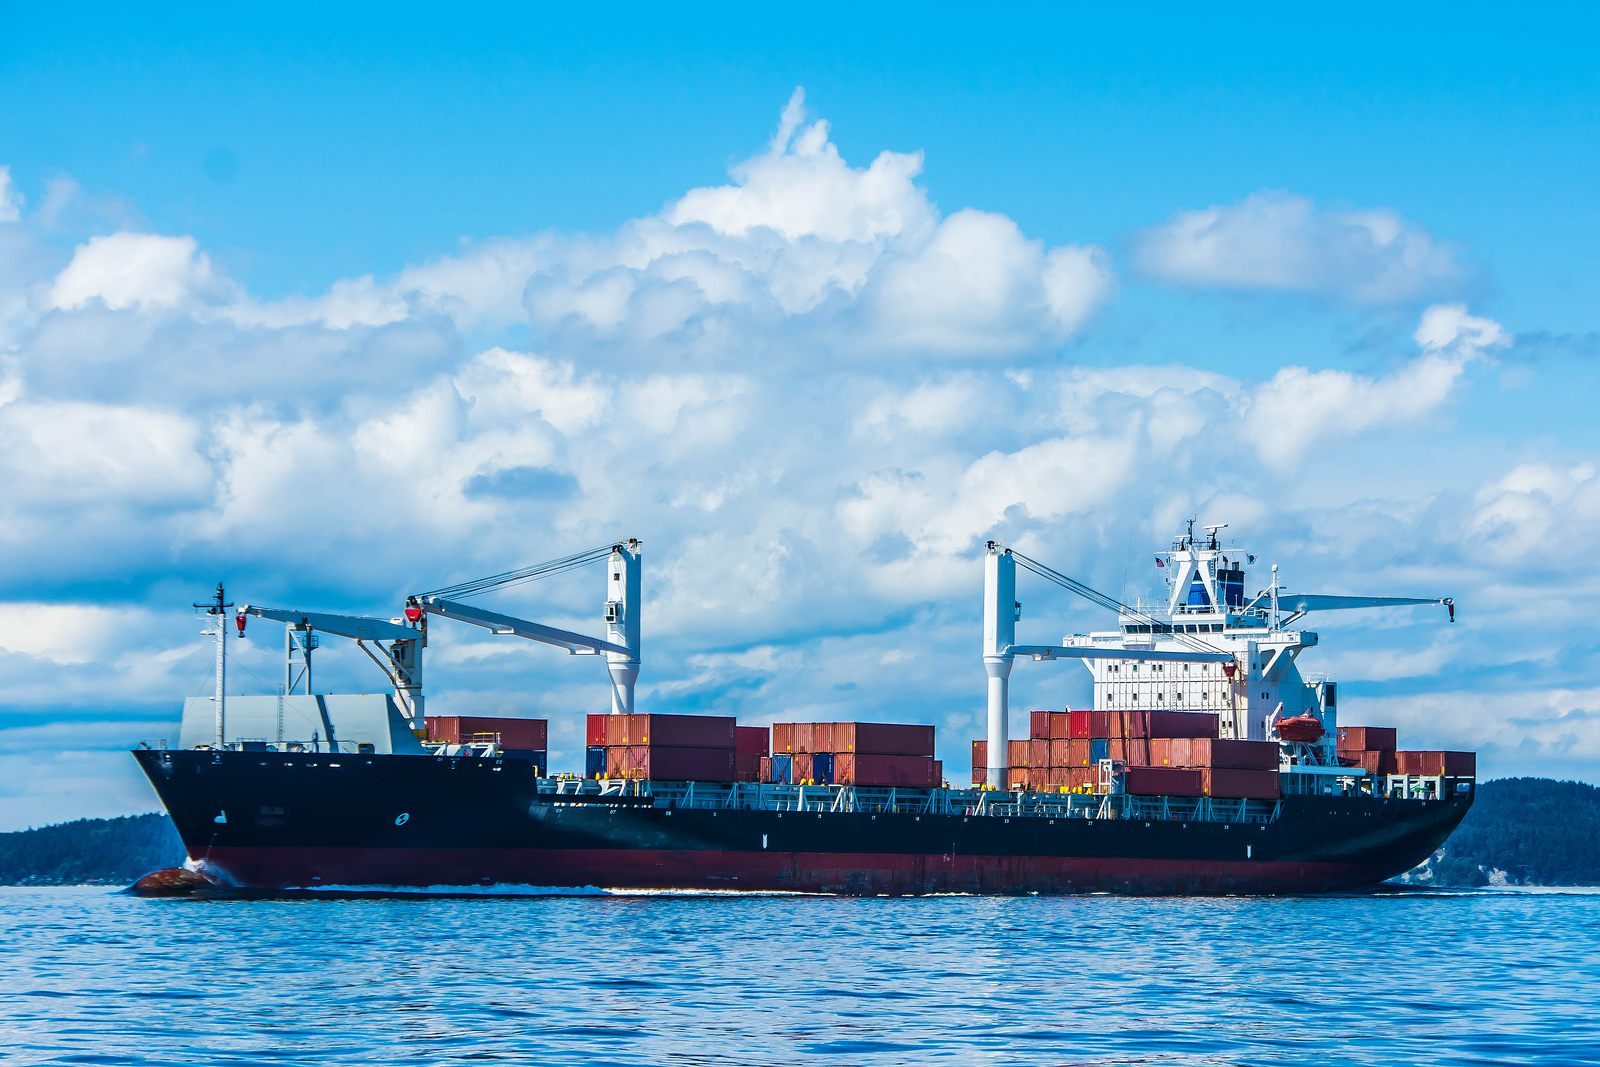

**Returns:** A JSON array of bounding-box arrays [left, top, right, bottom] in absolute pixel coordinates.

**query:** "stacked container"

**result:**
[[426, 715, 548, 774], [736, 726, 769, 783], [1336, 726, 1399, 776], [584, 713, 737, 782], [766, 722, 940, 787], [1143, 736, 1280, 799]]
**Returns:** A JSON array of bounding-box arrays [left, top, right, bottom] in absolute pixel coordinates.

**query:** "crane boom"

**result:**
[[238, 606, 417, 642], [415, 595, 634, 657]]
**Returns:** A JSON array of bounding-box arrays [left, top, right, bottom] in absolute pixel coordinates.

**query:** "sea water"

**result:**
[[2, 886, 1597, 1066]]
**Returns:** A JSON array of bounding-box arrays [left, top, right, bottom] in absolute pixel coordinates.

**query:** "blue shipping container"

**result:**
[[814, 752, 834, 785], [585, 746, 606, 778], [771, 754, 792, 784], [504, 749, 547, 775], [1090, 738, 1110, 763]]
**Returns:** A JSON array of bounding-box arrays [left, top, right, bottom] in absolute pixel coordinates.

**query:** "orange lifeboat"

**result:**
[[1275, 713, 1325, 743]]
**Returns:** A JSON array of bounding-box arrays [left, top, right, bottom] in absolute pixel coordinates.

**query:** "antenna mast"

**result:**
[[195, 583, 233, 748]]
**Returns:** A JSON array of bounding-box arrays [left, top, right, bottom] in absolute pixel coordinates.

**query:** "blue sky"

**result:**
[[1, 4, 1597, 828]]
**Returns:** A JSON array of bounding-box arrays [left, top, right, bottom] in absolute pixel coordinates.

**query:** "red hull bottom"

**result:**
[[194, 846, 1394, 896]]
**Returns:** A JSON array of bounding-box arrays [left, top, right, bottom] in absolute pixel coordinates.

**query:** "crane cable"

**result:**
[[415, 544, 615, 600], [1007, 549, 1230, 657]]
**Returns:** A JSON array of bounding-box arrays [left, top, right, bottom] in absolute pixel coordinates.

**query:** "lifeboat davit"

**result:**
[[1275, 713, 1325, 743]]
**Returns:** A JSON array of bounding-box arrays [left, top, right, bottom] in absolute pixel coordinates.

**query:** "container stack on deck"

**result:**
[[736, 726, 768, 783], [1337, 725, 1477, 779], [766, 722, 941, 787], [426, 715, 547, 773], [972, 708, 1281, 799], [585, 713, 737, 782]]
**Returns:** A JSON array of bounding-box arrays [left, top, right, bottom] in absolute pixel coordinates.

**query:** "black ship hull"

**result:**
[[135, 749, 1472, 896]]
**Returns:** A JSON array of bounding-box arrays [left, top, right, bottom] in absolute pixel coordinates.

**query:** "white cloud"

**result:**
[[47, 232, 229, 311], [1133, 190, 1469, 304], [0, 165, 21, 223]]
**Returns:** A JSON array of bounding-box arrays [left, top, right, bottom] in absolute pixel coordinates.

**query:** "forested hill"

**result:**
[[0, 813, 184, 886], [1410, 778, 1600, 887]]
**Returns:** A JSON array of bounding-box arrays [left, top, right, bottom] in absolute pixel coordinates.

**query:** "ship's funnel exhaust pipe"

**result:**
[[983, 543, 1016, 788]]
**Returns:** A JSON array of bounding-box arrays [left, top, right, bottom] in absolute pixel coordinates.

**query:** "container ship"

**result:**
[[133, 528, 1475, 896]]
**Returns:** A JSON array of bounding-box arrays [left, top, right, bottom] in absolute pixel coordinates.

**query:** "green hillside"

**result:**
[[0, 813, 184, 886], [1405, 777, 1600, 887]]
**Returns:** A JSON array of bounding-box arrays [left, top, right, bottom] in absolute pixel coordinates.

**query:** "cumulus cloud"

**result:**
[[47, 232, 231, 311], [0, 165, 21, 223], [1132, 190, 1470, 304]]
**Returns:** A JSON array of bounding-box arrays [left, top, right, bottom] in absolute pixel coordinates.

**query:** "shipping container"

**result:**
[[834, 723, 936, 757], [1069, 709, 1091, 738], [1005, 767, 1029, 790], [605, 746, 628, 778], [1048, 739, 1071, 766], [1109, 710, 1149, 738], [971, 765, 987, 787], [1149, 710, 1220, 739], [1397, 750, 1476, 776], [794, 752, 814, 783], [502, 749, 547, 774], [1028, 739, 1049, 769], [624, 713, 736, 749], [1337, 726, 1397, 752], [971, 739, 987, 769], [1068, 738, 1091, 766], [1007, 739, 1029, 766], [834, 752, 938, 788], [1125, 766, 1204, 797], [1089, 711, 1110, 738], [1186, 738, 1280, 770], [1090, 737, 1109, 763], [1201, 768, 1281, 799], [586, 714, 609, 748], [772, 723, 795, 754], [813, 723, 836, 753], [793, 723, 815, 753], [1149, 737, 1189, 766], [626, 745, 737, 782], [735, 726, 770, 756], [1030, 710, 1051, 740], [758, 756, 772, 784], [1049, 711, 1071, 738], [813, 752, 835, 785], [426, 715, 548, 750], [1067, 767, 1097, 791], [735, 751, 762, 783], [1045, 766, 1069, 787], [585, 746, 606, 778], [1345, 749, 1398, 776], [771, 753, 793, 785]]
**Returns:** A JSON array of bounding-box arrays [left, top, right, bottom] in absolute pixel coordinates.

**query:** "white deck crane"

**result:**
[[235, 606, 426, 729]]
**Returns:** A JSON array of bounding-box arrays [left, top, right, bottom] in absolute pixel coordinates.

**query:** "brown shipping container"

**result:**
[[1149, 710, 1220, 739], [971, 739, 987, 769], [772, 723, 795, 753], [1069, 710, 1091, 738], [735, 751, 762, 783], [1125, 766, 1204, 797], [735, 726, 770, 756], [1337, 726, 1397, 752], [427, 716, 548, 750], [1045, 766, 1069, 787], [607, 714, 629, 746], [792, 723, 814, 753], [758, 756, 771, 783], [628, 745, 736, 782], [1089, 711, 1110, 738], [812, 723, 835, 753], [835, 752, 939, 788], [1031, 710, 1051, 739], [1049, 711, 1071, 738], [1008, 739, 1030, 766], [1005, 767, 1030, 790], [972, 765, 987, 787], [1111, 710, 1150, 738], [1346, 749, 1398, 776], [605, 746, 628, 778], [1187, 738, 1279, 770], [585, 714, 608, 747], [1067, 738, 1091, 766], [625, 714, 736, 749], [1398, 750, 1476, 776], [1048, 739, 1071, 766], [793, 752, 814, 781], [834, 723, 936, 757], [933, 759, 943, 786], [1028, 739, 1049, 769], [1123, 736, 1155, 768], [1201, 768, 1281, 800]]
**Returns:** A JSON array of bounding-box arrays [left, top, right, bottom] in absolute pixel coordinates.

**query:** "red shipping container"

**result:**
[[1346, 750, 1399, 776], [427, 715, 548, 750], [1089, 711, 1110, 738], [605, 746, 628, 778], [1007, 739, 1029, 766], [812, 723, 835, 753], [1149, 710, 1220, 739], [625, 714, 736, 749], [1201, 768, 1280, 799], [735, 726, 770, 756], [627, 745, 736, 782], [1045, 766, 1069, 787], [1005, 767, 1030, 790], [772, 723, 795, 753], [1068, 767, 1098, 791], [1398, 750, 1476, 776], [1028, 739, 1049, 769], [607, 715, 629, 746], [1125, 766, 1204, 797], [793, 752, 814, 782], [1030, 711, 1051, 739], [1109, 710, 1149, 738], [834, 723, 936, 757], [1122, 737, 1154, 767], [1066, 739, 1091, 766], [1337, 726, 1397, 752], [971, 739, 987, 769], [735, 751, 762, 782], [793, 723, 815, 753], [1048, 739, 1071, 766], [933, 759, 943, 786], [585, 714, 609, 747], [1069, 710, 1091, 738], [759, 756, 771, 783], [1049, 711, 1071, 738], [1187, 738, 1279, 770], [834, 752, 939, 788], [972, 765, 987, 787]]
